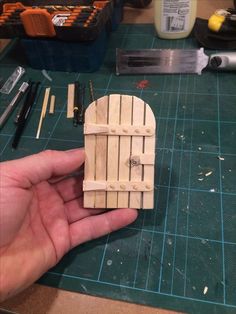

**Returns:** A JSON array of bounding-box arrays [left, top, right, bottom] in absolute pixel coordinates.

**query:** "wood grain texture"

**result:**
[[84, 101, 96, 208], [67, 84, 75, 118], [84, 180, 153, 192], [142, 103, 156, 209], [36, 87, 50, 139], [129, 96, 144, 208], [84, 94, 155, 209], [106, 94, 120, 208], [1, 284, 181, 314], [118, 94, 133, 208], [49, 95, 55, 114], [95, 96, 108, 208], [84, 124, 154, 136]]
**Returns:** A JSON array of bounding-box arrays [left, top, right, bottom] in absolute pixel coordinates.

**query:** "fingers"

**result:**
[[48, 167, 84, 184], [54, 174, 83, 202], [5, 148, 85, 187], [69, 208, 138, 248], [65, 196, 106, 223], [53, 173, 106, 222]]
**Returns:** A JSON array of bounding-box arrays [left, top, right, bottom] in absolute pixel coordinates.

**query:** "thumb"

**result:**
[[6, 148, 85, 186]]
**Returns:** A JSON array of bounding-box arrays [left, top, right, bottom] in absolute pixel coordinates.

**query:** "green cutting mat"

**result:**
[[1, 25, 236, 314]]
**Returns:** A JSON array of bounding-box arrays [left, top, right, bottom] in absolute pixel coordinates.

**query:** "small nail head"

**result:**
[[120, 184, 126, 190]]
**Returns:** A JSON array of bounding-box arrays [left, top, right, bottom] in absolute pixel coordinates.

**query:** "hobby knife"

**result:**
[[0, 81, 29, 130]]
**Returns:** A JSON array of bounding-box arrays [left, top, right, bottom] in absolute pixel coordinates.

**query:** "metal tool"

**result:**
[[0, 81, 29, 130], [89, 80, 95, 102], [12, 81, 40, 149], [73, 81, 80, 127], [116, 48, 236, 75], [73, 82, 85, 126], [0, 66, 25, 94]]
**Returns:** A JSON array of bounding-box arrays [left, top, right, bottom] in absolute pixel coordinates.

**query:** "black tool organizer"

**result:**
[[0, 0, 116, 41]]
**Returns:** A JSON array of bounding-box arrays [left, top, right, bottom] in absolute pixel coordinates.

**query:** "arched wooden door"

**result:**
[[83, 94, 156, 209]]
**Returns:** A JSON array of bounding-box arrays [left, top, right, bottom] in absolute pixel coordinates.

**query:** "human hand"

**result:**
[[0, 149, 138, 301]]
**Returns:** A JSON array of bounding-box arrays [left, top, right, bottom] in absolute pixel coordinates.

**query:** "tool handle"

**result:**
[[12, 120, 25, 149], [0, 90, 22, 129], [73, 81, 79, 126], [12, 82, 40, 149], [209, 52, 236, 70], [1, 81, 29, 129]]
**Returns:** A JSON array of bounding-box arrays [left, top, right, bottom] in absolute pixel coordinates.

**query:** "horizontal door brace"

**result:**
[[83, 180, 154, 192], [84, 123, 155, 136]]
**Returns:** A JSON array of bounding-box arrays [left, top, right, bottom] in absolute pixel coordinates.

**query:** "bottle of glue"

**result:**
[[154, 0, 197, 39]]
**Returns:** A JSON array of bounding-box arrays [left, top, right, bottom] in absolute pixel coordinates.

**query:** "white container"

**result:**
[[154, 0, 197, 39]]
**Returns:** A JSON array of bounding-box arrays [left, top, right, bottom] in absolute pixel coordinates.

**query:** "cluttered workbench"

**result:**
[[0, 1, 236, 313]]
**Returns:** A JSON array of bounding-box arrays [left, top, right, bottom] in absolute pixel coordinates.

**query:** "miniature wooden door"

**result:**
[[83, 94, 156, 209]]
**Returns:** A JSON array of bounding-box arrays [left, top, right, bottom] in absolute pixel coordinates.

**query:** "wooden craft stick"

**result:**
[[95, 96, 108, 208], [49, 95, 55, 114], [118, 95, 132, 208], [67, 84, 74, 118], [83, 99, 96, 208], [142, 104, 156, 209], [36, 87, 50, 139], [84, 180, 153, 192], [129, 96, 145, 208], [84, 124, 154, 136], [106, 94, 120, 208]]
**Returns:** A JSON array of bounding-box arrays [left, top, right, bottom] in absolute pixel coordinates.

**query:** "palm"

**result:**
[[19, 180, 72, 268], [2, 173, 107, 272], [0, 149, 138, 301], [32, 181, 71, 261]]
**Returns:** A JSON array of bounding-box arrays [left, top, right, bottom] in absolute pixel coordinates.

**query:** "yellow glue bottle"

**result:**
[[154, 0, 197, 39]]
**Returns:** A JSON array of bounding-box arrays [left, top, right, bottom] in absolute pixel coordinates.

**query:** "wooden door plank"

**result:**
[[84, 101, 96, 208], [95, 96, 108, 208], [142, 104, 156, 209], [118, 95, 132, 208], [129, 96, 145, 208], [106, 94, 120, 208]]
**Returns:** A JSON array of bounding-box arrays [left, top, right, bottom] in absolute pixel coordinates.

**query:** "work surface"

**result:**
[[0, 25, 236, 314]]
